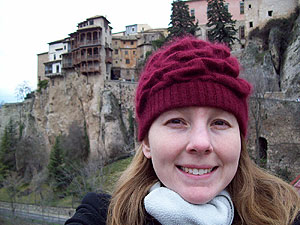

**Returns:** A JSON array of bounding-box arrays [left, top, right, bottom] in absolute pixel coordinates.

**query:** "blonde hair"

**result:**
[[107, 137, 300, 225]]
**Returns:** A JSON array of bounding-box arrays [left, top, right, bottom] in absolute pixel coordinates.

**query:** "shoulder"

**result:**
[[64, 192, 111, 225]]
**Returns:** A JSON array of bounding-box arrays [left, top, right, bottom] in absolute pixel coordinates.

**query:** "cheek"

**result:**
[[217, 134, 241, 165], [148, 131, 184, 162]]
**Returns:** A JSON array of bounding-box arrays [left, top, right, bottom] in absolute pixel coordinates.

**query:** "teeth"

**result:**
[[181, 167, 213, 175]]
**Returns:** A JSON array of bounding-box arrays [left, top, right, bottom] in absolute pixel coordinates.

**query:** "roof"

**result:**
[[48, 38, 68, 45], [78, 15, 111, 26]]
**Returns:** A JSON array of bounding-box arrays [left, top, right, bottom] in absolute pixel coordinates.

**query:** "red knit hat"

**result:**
[[136, 37, 252, 141]]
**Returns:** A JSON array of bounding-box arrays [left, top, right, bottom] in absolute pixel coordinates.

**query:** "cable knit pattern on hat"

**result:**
[[136, 36, 252, 141]]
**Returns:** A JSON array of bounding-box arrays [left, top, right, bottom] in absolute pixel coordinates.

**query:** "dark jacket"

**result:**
[[64, 192, 160, 225], [65, 192, 300, 225]]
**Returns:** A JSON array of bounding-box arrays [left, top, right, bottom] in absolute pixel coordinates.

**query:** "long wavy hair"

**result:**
[[107, 136, 300, 225]]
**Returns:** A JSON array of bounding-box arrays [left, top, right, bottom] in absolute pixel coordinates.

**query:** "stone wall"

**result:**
[[247, 98, 300, 180]]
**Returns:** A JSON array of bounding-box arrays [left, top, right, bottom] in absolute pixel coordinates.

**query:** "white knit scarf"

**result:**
[[144, 182, 234, 225]]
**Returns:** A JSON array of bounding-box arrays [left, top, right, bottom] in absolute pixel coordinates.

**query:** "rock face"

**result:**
[[238, 40, 280, 93], [100, 90, 131, 160], [236, 13, 300, 180], [33, 72, 104, 159], [281, 14, 300, 100]]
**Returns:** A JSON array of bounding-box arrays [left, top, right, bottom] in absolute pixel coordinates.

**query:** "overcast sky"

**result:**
[[0, 0, 173, 103]]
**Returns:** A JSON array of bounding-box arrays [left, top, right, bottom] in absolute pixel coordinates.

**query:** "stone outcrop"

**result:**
[[281, 14, 300, 100], [268, 27, 282, 74], [100, 90, 131, 160]]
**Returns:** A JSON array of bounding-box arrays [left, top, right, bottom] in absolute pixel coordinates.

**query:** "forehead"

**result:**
[[157, 106, 236, 119]]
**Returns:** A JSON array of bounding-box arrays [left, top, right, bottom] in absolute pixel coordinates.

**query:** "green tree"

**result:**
[[206, 0, 238, 48], [0, 119, 17, 181], [47, 136, 66, 192], [168, 0, 199, 40]]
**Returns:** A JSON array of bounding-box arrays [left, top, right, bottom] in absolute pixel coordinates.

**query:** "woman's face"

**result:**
[[142, 107, 241, 204]]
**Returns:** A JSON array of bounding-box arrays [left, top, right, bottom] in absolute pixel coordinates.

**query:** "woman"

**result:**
[[65, 37, 300, 225]]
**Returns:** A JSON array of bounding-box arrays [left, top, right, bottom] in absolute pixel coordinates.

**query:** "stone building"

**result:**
[[185, 0, 299, 48], [244, 0, 298, 36], [125, 24, 152, 36], [44, 39, 69, 78], [136, 28, 168, 62], [111, 25, 168, 81], [37, 52, 48, 83], [185, 0, 246, 47], [37, 15, 113, 85], [111, 35, 138, 81], [68, 16, 113, 80]]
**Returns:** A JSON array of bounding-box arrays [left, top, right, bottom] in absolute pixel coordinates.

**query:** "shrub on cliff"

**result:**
[[0, 119, 17, 184], [47, 136, 67, 192]]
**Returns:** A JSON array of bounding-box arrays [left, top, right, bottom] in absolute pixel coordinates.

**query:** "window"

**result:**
[[45, 64, 52, 74], [239, 26, 245, 39], [240, 1, 244, 14], [249, 21, 253, 28], [123, 41, 126, 44], [133, 51, 136, 55], [131, 41, 134, 45], [115, 49, 118, 54], [125, 50, 128, 55], [126, 59, 130, 64], [268, 10, 273, 17], [249, 4, 252, 9], [89, 20, 94, 25], [191, 9, 195, 17], [94, 48, 99, 55], [56, 65, 60, 73], [54, 54, 56, 60]]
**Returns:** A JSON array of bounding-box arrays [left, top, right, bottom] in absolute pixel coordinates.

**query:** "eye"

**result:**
[[164, 118, 187, 128], [211, 119, 231, 129]]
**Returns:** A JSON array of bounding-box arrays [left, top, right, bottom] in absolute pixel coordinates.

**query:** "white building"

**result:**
[[44, 39, 69, 77], [125, 24, 152, 36]]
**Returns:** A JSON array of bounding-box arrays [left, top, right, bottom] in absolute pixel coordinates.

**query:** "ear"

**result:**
[[142, 137, 151, 159]]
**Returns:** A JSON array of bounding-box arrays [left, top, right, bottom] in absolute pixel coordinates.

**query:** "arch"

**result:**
[[258, 137, 268, 167]]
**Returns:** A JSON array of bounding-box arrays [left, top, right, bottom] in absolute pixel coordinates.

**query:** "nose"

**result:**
[[186, 126, 213, 154]]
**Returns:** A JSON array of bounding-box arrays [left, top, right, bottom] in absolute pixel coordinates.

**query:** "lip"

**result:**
[[176, 164, 218, 177]]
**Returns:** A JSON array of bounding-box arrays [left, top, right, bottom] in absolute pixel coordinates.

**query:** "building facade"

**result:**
[[185, 0, 299, 47], [125, 24, 152, 36], [244, 0, 298, 36], [44, 39, 69, 78], [38, 15, 113, 85], [186, 0, 246, 47], [111, 25, 168, 81], [112, 35, 138, 81], [37, 52, 48, 83], [68, 16, 113, 80]]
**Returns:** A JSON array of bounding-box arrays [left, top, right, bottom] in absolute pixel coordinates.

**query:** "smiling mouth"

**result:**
[[178, 166, 217, 175]]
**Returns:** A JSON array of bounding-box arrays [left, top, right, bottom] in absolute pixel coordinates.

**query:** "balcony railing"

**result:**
[[80, 65, 100, 74], [78, 39, 101, 47], [45, 72, 63, 77], [62, 62, 73, 68]]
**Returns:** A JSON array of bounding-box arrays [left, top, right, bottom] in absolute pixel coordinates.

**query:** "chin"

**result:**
[[182, 194, 214, 205]]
